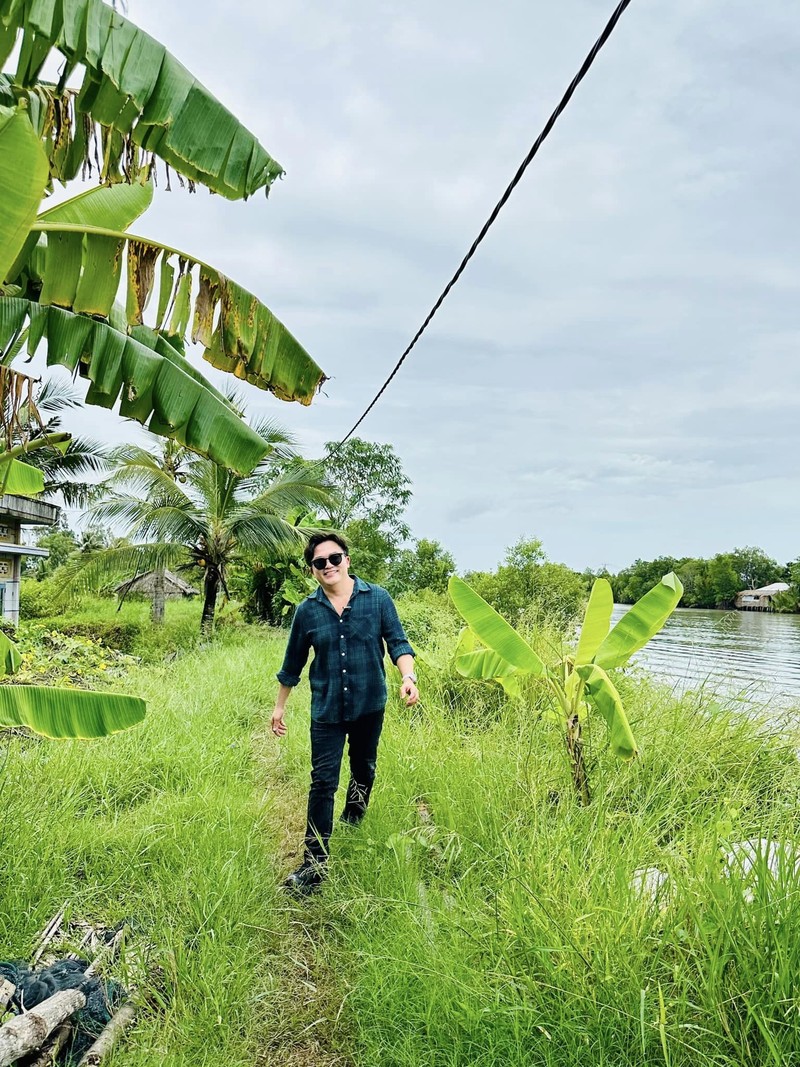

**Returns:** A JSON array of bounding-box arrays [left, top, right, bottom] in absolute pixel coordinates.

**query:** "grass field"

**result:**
[[3, 600, 800, 1066]]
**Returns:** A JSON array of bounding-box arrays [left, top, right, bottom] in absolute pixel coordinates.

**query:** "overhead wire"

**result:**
[[331, 0, 635, 453]]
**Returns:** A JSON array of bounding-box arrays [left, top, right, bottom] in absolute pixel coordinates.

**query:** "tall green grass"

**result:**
[[0, 628, 292, 1067], [278, 656, 800, 1067], [4, 604, 799, 1066]]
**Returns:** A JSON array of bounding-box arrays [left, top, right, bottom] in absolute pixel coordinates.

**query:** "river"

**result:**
[[611, 606, 800, 708]]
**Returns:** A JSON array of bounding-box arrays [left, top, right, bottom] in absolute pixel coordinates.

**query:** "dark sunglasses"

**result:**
[[311, 552, 345, 570]]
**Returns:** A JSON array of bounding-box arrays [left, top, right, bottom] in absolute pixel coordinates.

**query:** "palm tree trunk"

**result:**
[[150, 566, 165, 625], [201, 569, 219, 634]]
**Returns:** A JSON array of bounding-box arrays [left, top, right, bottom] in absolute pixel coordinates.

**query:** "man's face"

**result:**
[[309, 540, 351, 588]]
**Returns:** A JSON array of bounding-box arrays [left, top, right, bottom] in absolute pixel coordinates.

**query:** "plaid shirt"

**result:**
[[276, 576, 415, 723]]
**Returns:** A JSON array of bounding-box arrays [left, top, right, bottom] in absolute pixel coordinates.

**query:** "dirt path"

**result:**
[[253, 732, 355, 1067]]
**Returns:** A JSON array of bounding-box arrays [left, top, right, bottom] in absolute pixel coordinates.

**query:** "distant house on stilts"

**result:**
[[734, 583, 790, 612]]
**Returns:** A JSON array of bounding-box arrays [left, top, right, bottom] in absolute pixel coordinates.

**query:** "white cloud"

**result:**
[[43, 0, 800, 572]]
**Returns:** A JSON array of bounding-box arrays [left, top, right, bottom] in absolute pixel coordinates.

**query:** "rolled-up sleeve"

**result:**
[[380, 590, 415, 664], [276, 604, 312, 687]]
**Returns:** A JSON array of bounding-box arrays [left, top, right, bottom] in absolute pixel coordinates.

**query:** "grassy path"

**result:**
[[1, 627, 352, 1066]]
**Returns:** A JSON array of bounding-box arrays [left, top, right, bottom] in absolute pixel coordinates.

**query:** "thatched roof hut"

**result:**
[[734, 582, 789, 611], [115, 569, 198, 599]]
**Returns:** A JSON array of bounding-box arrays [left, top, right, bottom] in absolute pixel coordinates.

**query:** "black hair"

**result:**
[[303, 532, 349, 567]]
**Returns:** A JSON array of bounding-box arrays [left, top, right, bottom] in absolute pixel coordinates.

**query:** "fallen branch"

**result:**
[[27, 1020, 72, 1067], [0, 988, 85, 1067], [77, 1001, 138, 1066]]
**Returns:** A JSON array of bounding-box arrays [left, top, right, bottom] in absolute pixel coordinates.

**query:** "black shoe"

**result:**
[[341, 779, 371, 825], [282, 861, 326, 896], [339, 808, 365, 826]]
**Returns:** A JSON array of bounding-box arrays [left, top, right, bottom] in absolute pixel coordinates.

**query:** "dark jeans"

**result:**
[[305, 711, 385, 864]]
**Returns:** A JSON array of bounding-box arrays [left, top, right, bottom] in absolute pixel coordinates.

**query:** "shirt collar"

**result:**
[[310, 574, 371, 602]]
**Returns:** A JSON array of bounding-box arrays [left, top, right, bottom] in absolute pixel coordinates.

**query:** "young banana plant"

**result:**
[[449, 572, 684, 804]]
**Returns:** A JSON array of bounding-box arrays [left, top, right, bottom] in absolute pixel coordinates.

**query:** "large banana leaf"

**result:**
[[455, 648, 521, 680], [0, 297, 269, 474], [0, 454, 44, 493], [0, 684, 146, 738], [575, 578, 614, 665], [24, 223, 325, 404], [0, 432, 71, 494], [593, 572, 683, 670], [38, 179, 153, 227], [574, 663, 637, 759], [448, 575, 545, 676], [0, 0, 284, 198], [0, 102, 48, 280], [7, 178, 154, 284]]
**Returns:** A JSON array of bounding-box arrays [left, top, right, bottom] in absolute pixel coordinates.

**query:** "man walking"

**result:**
[[272, 533, 418, 894]]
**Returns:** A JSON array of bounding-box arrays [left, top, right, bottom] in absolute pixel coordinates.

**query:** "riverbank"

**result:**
[[3, 613, 800, 1065]]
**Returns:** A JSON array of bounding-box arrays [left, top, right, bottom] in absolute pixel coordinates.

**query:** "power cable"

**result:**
[[332, 0, 634, 452]]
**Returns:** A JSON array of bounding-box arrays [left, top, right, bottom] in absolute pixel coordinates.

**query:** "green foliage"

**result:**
[[1, 11, 326, 476], [321, 438, 411, 582], [235, 558, 315, 627], [464, 537, 585, 629], [19, 575, 75, 618], [299, 668, 800, 1067], [32, 597, 200, 663], [450, 572, 684, 801], [385, 538, 456, 599], [7, 626, 136, 687], [394, 589, 461, 650], [614, 546, 785, 609], [0, 629, 287, 1064], [72, 424, 334, 633]]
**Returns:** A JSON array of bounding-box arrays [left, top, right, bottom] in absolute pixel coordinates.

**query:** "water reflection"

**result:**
[[612, 606, 800, 708]]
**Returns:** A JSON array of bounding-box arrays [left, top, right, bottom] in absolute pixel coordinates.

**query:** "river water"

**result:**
[[611, 606, 800, 709]]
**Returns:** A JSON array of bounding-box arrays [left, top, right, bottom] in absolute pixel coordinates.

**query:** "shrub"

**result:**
[[7, 627, 137, 687], [395, 589, 461, 650], [18, 577, 72, 620], [55, 621, 144, 653]]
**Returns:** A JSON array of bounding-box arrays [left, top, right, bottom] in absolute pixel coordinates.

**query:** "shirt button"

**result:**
[[344, 687, 348, 691], [342, 669, 347, 673]]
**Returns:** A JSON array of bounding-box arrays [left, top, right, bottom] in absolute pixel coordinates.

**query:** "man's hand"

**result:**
[[271, 706, 287, 738], [399, 678, 419, 706]]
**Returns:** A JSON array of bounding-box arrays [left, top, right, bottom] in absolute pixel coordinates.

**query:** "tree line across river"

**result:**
[[20, 428, 799, 625]]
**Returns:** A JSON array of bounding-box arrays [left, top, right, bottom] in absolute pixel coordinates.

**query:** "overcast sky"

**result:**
[[49, 0, 800, 573]]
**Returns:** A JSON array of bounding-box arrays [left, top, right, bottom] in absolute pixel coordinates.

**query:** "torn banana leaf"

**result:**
[[0, 0, 284, 198], [26, 223, 326, 404], [0, 297, 269, 474]]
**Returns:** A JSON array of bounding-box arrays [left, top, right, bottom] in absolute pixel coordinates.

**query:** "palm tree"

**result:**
[[74, 420, 336, 633]]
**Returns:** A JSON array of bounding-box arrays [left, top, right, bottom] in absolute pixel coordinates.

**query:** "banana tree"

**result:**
[[449, 572, 684, 804], [0, 1, 327, 476]]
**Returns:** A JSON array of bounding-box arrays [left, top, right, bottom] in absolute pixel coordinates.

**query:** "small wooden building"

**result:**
[[115, 570, 199, 600], [0, 494, 60, 623], [734, 582, 790, 611]]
